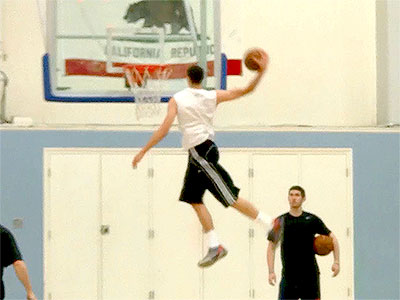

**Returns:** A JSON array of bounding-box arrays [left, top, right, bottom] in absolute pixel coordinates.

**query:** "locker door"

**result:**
[[101, 153, 151, 300], [152, 153, 202, 300], [252, 154, 300, 300], [301, 154, 353, 300], [47, 154, 101, 300], [202, 151, 251, 300]]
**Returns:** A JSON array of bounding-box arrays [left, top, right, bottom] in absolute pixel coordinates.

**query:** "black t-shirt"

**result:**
[[0, 225, 23, 300], [267, 212, 331, 282]]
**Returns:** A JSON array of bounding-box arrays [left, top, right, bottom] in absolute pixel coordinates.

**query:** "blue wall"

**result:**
[[0, 130, 399, 300]]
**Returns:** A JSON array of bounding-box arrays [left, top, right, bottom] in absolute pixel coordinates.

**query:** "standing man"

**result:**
[[0, 224, 37, 300], [132, 53, 272, 268], [267, 186, 340, 300]]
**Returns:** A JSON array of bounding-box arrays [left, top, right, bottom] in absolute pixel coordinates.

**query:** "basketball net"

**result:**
[[124, 65, 172, 120]]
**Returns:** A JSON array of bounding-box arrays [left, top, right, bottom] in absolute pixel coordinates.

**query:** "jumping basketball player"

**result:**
[[132, 54, 271, 268]]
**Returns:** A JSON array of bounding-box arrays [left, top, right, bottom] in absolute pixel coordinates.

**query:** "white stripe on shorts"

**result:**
[[189, 148, 236, 206]]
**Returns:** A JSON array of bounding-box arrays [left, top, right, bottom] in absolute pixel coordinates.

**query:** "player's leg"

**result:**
[[300, 276, 321, 300], [231, 197, 272, 228], [179, 152, 227, 268], [278, 277, 299, 300], [191, 203, 214, 232], [192, 203, 228, 268], [231, 196, 258, 218]]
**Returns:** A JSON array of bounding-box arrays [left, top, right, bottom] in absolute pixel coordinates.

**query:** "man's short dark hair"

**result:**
[[289, 185, 306, 198], [187, 65, 204, 84]]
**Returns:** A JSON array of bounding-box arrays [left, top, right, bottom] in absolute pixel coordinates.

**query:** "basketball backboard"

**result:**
[[44, 0, 241, 102]]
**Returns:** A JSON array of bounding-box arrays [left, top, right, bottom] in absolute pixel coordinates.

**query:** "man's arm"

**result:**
[[330, 232, 340, 277], [13, 260, 37, 300], [132, 98, 178, 168], [216, 55, 268, 104], [267, 241, 277, 286], [2, 227, 36, 299]]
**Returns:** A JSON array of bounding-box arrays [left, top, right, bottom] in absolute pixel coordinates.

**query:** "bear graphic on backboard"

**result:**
[[124, 0, 197, 35]]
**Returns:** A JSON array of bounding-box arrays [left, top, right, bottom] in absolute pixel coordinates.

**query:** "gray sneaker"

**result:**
[[198, 245, 228, 268]]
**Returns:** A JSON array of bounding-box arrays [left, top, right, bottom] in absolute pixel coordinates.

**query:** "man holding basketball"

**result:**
[[132, 49, 272, 267], [267, 186, 340, 300]]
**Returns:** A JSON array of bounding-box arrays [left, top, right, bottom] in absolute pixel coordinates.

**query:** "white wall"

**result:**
[[376, 0, 400, 125], [1, 0, 47, 123], [219, 0, 378, 127], [1, 0, 379, 126]]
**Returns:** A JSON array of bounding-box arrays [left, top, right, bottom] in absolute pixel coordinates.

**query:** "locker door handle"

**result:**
[[100, 225, 110, 235]]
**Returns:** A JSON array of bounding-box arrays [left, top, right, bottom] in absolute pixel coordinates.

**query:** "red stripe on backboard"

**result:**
[[65, 59, 242, 78]]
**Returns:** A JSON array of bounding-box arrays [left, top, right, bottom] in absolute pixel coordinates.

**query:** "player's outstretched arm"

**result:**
[[132, 98, 177, 168], [216, 55, 268, 105]]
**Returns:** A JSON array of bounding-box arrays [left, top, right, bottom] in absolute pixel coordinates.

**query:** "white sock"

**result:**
[[255, 211, 272, 229], [206, 230, 220, 248]]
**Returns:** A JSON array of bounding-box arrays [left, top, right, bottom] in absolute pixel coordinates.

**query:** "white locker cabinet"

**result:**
[[46, 154, 101, 300], [44, 148, 353, 300], [101, 154, 150, 300], [301, 154, 353, 300]]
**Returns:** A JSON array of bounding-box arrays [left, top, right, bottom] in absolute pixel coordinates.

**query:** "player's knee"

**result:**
[[191, 203, 204, 211]]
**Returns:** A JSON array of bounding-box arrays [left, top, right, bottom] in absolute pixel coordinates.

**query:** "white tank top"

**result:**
[[173, 88, 217, 149]]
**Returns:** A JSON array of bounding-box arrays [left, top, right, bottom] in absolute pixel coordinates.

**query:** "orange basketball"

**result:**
[[244, 48, 268, 71], [313, 235, 334, 256]]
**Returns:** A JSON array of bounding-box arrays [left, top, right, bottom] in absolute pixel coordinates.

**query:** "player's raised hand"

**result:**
[[254, 52, 269, 73], [132, 151, 145, 169]]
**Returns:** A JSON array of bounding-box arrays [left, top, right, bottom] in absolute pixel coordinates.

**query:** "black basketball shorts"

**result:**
[[179, 140, 240, 207], [278, 276, 321, 300]]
